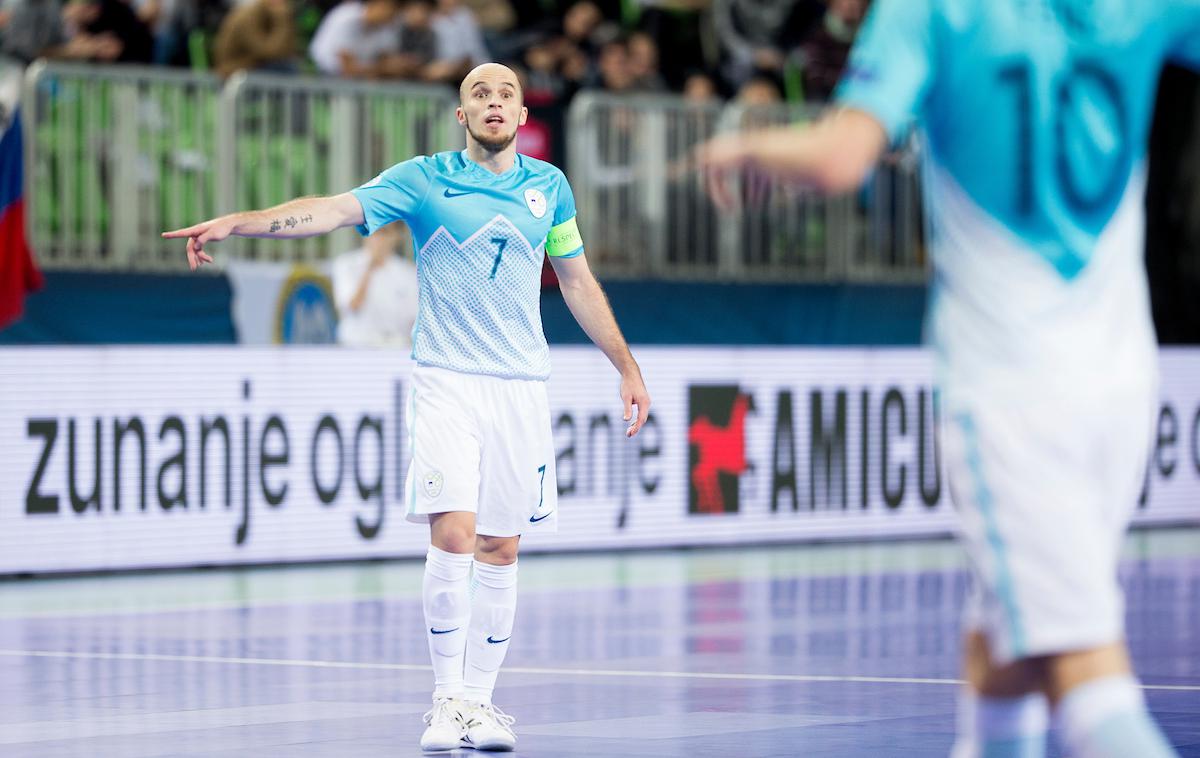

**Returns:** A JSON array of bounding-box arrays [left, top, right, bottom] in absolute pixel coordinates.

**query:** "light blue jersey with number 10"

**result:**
[[351, 151, 583, 381], [836, 0, 1200, 396]]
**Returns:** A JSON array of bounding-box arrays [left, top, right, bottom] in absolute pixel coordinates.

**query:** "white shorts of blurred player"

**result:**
[[404, 365, 558, 538], [944, 382, 1157, 666]]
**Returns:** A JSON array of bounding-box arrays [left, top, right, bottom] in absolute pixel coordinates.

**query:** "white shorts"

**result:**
[[944, 383, 1155, 665], [404, 365, 558, 538]]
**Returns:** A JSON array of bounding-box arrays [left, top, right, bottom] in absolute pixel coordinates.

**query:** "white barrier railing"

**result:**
[[23, 62, 462, 271], [22, 62, 223, 270], [567, 93, 927, 282], [23, 64, 923, 281], [217, 72, 461, 262]]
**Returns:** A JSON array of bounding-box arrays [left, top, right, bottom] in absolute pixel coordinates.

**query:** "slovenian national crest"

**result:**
[[524, 189, 547, 219]]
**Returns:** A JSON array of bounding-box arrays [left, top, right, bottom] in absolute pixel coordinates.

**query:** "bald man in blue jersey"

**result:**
[[166, 63, 651, 752], [698, 2, 1200, 757]]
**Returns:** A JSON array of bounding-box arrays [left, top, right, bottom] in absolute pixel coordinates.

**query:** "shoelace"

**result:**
[[471, 703, 516, 731], [422, 699, 459, 727]]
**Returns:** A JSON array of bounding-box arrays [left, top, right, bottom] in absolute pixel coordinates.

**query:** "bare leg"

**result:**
[[475, 534, 520, 565], [964, 630, 1045, 697], [430, 511, 477, 554], [952, 631, 1048, 758], [1043, 642, 1130, 705]]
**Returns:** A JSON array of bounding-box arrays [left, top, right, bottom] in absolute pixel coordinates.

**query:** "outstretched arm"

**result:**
[[162, 193, 365, 271], [694, 108, 888, 207], [550, 253, 651, 438], [697, 0, 936, 202]]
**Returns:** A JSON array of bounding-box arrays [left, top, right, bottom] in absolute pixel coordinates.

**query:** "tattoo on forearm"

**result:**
[[269, 214, 314, 234]]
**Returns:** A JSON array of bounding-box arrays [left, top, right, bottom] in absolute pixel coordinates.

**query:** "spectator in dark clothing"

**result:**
[[64, 0, 155, 63], [627, 31, 667, 92], [563, 0, 616, 59], [523, 40, 569, 104], [518, 4, 606, 104], [559, 37, 591, 96], [213, 0, 296, 77], [131, 0, 192, 65], [798, 0, 866, 101], [593, 37, 633, 92], [399, 0, 437, 60], [392, 0, 442, 79], [633, 0, 710, 89], [713, 0, 822, 89]]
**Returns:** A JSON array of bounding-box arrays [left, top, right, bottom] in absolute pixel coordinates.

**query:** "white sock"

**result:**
[[462, 559, 518, 705], [422, 545, 473, 700], [1055, 675, 1176, 758], [951, 688, 1048, 758]]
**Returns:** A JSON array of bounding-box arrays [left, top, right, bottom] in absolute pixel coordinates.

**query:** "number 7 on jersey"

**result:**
[[489, 237, 507, 279]]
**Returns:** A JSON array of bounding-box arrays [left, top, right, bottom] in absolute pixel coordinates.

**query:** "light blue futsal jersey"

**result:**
[[837, 0, 1200, 664], [351, 151, 583, 380], [837, 0, 1200, 396]]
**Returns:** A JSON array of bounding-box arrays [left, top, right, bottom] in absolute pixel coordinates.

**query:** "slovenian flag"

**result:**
[[0, 107, 42, 330]]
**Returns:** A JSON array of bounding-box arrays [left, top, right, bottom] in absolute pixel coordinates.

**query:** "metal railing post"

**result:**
[[21, 60, 46, 264], [218, 72, 245, 260], [110, 81, 138, 266]]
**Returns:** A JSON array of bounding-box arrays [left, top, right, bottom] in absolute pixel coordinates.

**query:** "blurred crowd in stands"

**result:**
[[0, 0, 869, 105]]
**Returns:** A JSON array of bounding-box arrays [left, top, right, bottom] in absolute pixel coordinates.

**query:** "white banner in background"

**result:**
[[0, 347, 1197, 574]]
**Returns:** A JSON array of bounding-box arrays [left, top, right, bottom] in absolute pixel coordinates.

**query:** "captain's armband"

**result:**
[[546, 217, 583, 258]]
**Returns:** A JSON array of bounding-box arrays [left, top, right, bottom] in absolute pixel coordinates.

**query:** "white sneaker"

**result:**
[[461, 701, 516, 751], [420, 697, 466, 752]]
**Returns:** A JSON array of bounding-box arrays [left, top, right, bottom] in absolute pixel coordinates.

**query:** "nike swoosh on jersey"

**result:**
[[443, 188, 474, 198], [529, 511, 555, 523], [486, 635, 511, 644], [430, 627, 460, 634]]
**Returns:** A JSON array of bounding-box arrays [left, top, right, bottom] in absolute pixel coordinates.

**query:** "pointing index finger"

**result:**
[[162, 223, 206, 239]]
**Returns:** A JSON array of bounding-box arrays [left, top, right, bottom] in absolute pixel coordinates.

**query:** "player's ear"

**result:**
[[518, 106, 528, 127], [455, 105, 466, 126]]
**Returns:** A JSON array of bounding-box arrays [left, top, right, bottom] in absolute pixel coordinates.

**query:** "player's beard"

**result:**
[[466, 115, 518, 154]]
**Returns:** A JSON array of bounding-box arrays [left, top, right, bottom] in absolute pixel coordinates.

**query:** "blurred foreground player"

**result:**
[[164, 62, 651, 752], [697, 1, 1200, 756]]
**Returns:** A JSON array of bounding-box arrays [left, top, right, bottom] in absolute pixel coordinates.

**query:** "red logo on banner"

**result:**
[[688, 387, 753, 514]]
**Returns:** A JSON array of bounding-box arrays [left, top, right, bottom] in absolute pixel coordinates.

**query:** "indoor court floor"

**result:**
[[1, 528, 1197, 757]]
